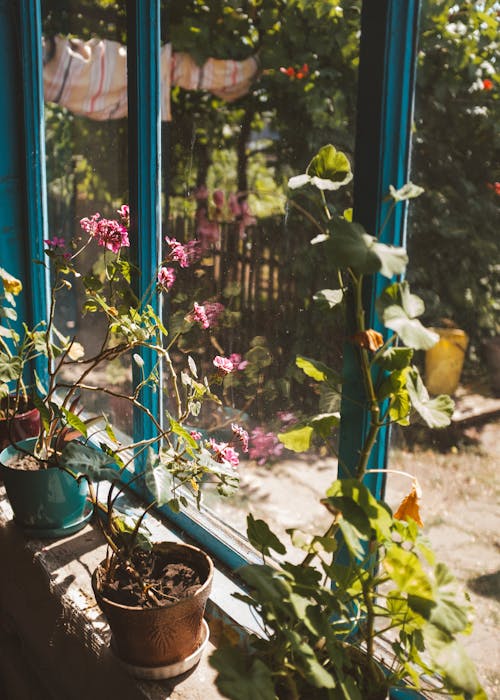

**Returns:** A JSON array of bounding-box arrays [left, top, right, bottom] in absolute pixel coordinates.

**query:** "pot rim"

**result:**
[[0, 437, 49, 470], [92, 541, 214, 613]]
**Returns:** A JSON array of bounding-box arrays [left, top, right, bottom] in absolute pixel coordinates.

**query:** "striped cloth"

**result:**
[[42, 36, 259, 122]]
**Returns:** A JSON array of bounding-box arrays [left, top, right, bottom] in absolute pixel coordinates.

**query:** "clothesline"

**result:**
[[43, 35, 260, 122]]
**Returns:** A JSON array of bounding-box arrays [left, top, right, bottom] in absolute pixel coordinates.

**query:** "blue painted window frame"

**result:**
[[15, 0, 421, 572]]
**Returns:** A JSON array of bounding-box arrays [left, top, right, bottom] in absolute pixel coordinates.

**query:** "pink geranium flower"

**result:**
[[196, 210, 221, 249], [187, 302, 210, 329], [208, 438, 240, 468], [213, 356, 234, 374], [80, 213, 130, 254], [165, 236, 201, 268], [231, 423, 249, 453], [213, 190, 225, 208], [249, 427, 284, 465], [157, 266, 176, 292], [117, 204, 130, 227], [229, 353, 249, 371], [44, 236, 66, 249], [204, 302, 225, 327]]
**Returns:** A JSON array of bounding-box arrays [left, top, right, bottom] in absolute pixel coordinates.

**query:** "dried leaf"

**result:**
[[352, 329, 384, 352], [394, 482, 424, 527]]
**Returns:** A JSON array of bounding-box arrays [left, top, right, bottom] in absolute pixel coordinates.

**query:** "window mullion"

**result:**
[[127, 0, 162, 455], [18, 0, 49, 385], [337, 0, 421, 497]]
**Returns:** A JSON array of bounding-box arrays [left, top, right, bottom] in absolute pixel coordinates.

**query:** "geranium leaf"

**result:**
[[247, 513, 286, 556], [389, 182, 424, 201], [313, 288, 344, 308], [210, 646, 276, 700], [374, 346, 413, 371], [376, 282, 439, 350], [296, 355, 341, 385], [307, 144, 352, 184], [406, 368, 455, 428], [422, 624, 485, 697], [278, 424, 314, 452]]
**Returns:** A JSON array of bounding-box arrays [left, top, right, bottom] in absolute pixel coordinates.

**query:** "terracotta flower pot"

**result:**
[[0, 398, 40, 451], [92, 541, 214, 672]]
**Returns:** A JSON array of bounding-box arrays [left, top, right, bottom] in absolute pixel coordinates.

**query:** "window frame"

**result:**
[[16, 0, 421, 571]]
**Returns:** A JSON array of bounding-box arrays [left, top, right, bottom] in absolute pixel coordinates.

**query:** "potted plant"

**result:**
[[0, 205, 216, 537], [210, 146, 486, 699], [60, 317, 246, 679], [0, 205, 248, 674], [0, 268, 41, 449]]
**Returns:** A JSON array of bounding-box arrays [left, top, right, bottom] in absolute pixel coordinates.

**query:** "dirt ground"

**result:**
[[209, 385, 500, 698]]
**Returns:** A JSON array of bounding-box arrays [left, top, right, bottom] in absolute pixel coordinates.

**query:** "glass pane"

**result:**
[[163, 1, 361, 558], [42, 2, 132, 435], [394, 4, 499, 694]]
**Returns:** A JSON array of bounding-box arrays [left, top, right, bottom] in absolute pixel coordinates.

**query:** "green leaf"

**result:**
[[247, 513, 286, 556], [168, 416, 199, 450], [240, 564, 291, 607], [369, 239, 408, 278], [313, 288, 344, 308], [210, 647, 276, 700], [377, 370, 411, 425], [423, 623, 485, 697], [104, 421, 119, 444], [32, 392, 50, 432], [307, 144, 352, 184], [325, 219, 381, 273], [374, 346, 413, 371], [406, 368, 455, 428], [326, 479, 393, 541], [310, 412, 340, 438], [389, 388, 411, 425], [277, 425, 314, 452], [296, 355, 340, 385], [61, 442, 117, 481], [383, 545, 434, 600], [337, 518, 367, 559], [429, 563, 471, 636], [60, 407, 88, 438], [144, 449, 174, 505], [376, 282, 440, 350], [0, 354, 22, 382], [389, 182, 424, 201], [284, 629, 336, 688]]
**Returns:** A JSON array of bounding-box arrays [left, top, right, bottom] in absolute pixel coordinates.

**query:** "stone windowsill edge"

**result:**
[[0, 486, 257, 700]]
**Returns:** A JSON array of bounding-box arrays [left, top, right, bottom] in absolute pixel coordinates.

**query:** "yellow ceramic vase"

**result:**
[[425, 328, 469, 395]]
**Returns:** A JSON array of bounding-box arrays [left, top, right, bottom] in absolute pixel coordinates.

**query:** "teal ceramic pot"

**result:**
[[0, 438, 92, 537]]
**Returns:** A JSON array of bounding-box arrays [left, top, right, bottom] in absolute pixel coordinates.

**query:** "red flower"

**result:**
[[482, 78, 493, 91], [487, 182, 500, 196]]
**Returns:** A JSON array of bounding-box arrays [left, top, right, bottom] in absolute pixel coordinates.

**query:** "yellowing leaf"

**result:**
[[190, 478, 199, 492], [0, 267, 22, 295], [394, 482, 424, 527]]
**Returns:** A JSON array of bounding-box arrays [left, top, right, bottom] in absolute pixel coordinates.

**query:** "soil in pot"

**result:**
[[102, 548, 203, 608]]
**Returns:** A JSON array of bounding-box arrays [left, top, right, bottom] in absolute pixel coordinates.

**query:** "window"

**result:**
[[11, 0, 421, 570]]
